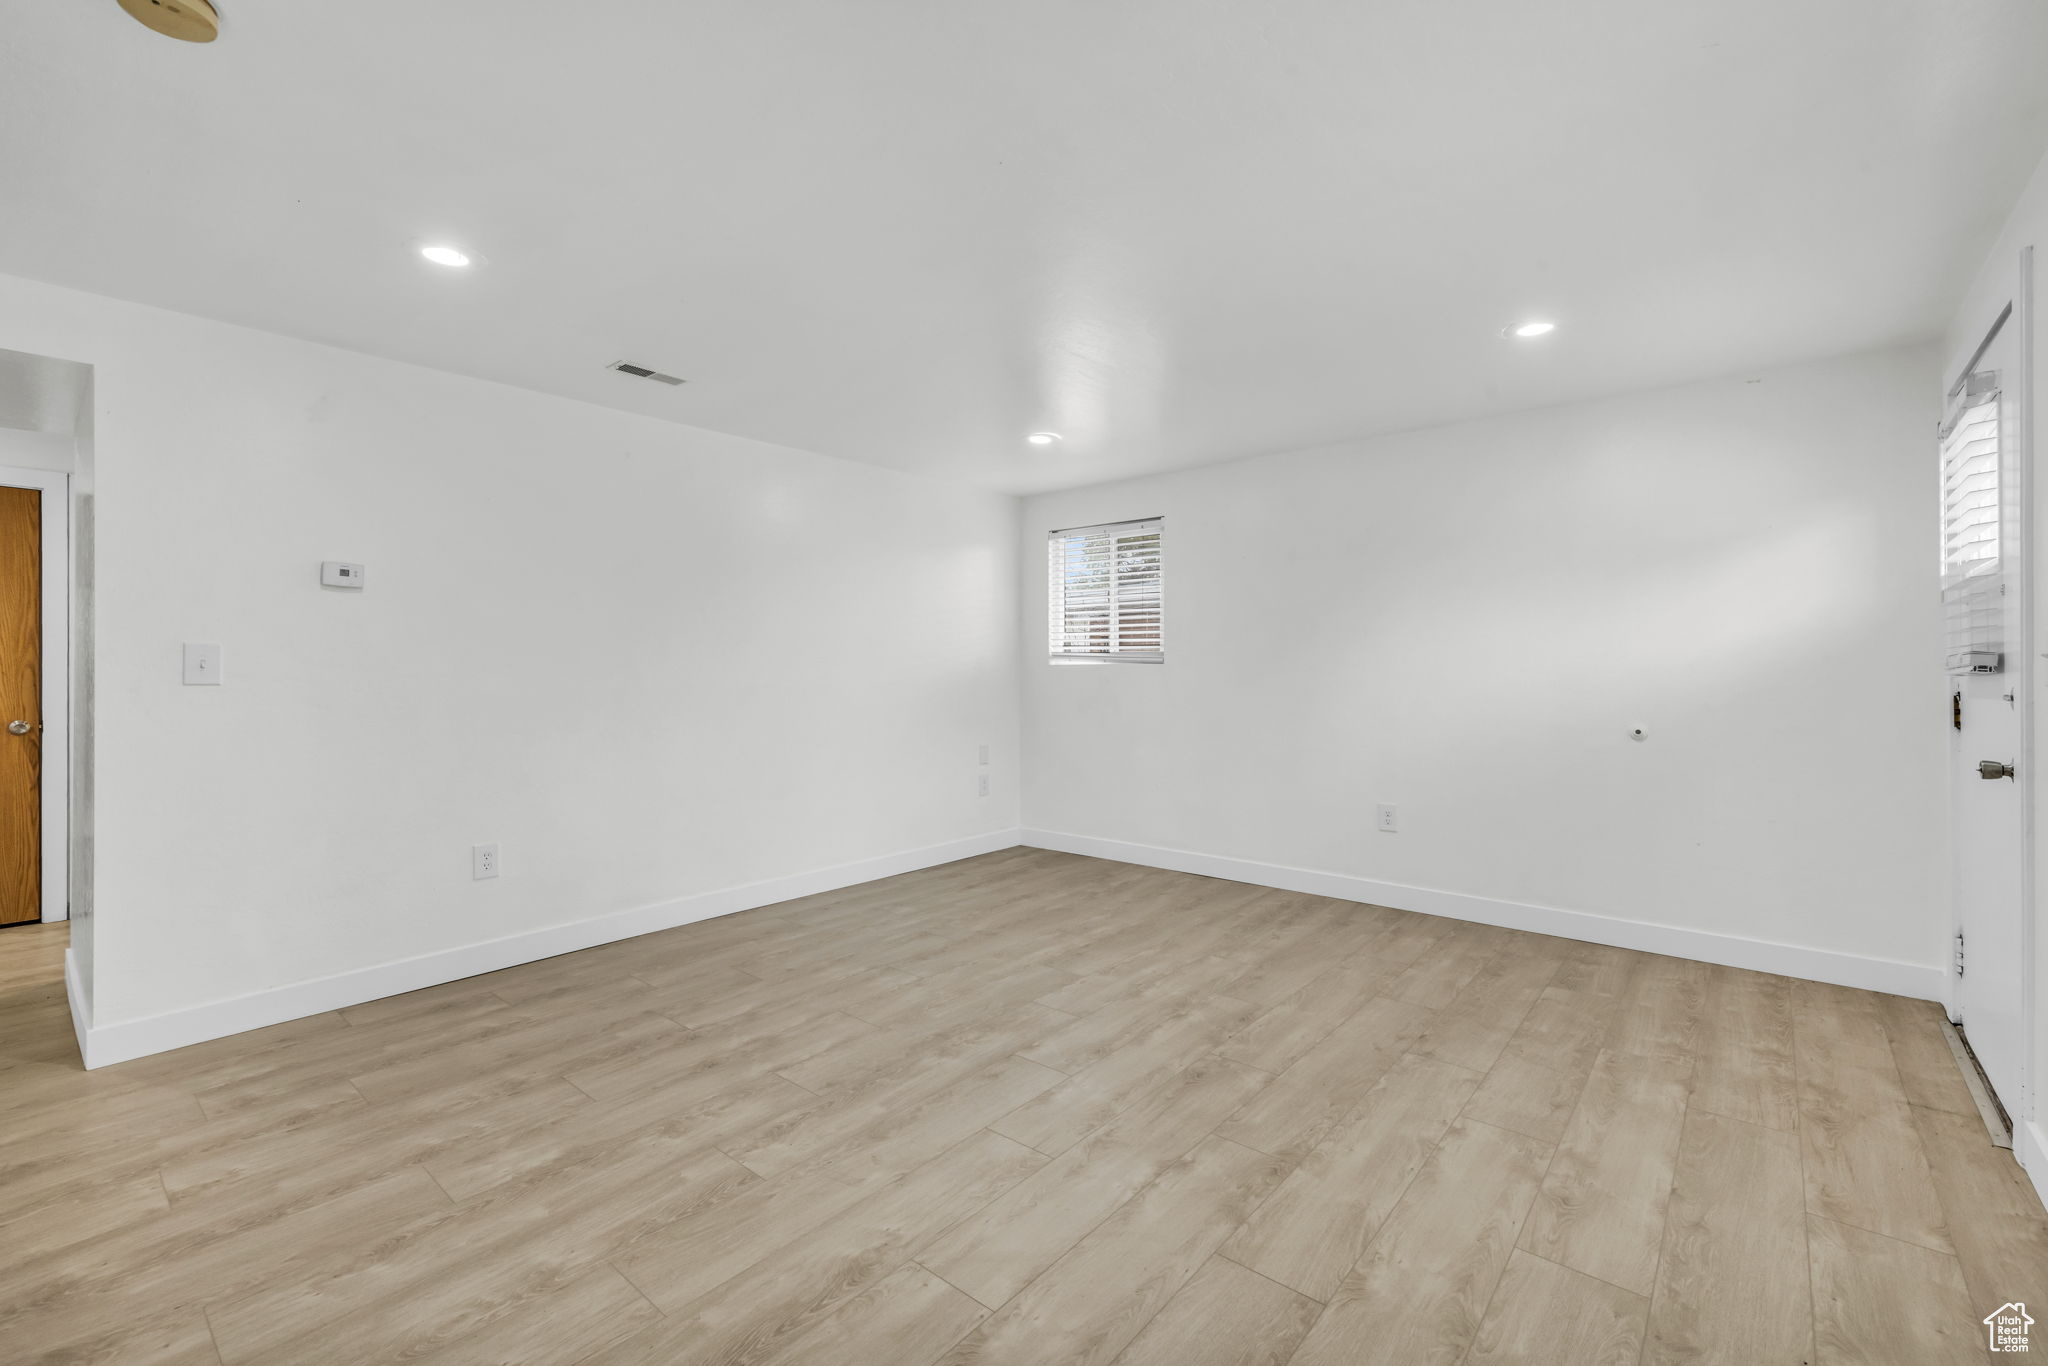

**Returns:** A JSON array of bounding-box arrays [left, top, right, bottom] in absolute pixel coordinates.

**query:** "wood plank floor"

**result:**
[[3, 848, 2045, 1364]]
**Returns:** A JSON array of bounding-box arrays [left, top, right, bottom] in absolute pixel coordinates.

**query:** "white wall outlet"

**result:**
[[182, 642, 222, 686], [320, 561, 367, 589], [978, 772, 991, 798], [978, 743, 990, 766], [1376, 803, 1399, 832], [472, 843, 499, 879]]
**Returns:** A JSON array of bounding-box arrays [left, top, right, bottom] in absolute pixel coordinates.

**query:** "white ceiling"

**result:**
[[3, 2, 2045, 492]]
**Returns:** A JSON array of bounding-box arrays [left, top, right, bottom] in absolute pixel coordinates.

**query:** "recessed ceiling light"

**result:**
[[1509, 320, 1556, 338], [1027, 432, 1062, 446], [420, 245, 473, 268]]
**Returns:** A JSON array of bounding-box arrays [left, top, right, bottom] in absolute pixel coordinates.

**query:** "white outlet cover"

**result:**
[[1375, 803, 1398, 832], [472, 843, 500, 879]]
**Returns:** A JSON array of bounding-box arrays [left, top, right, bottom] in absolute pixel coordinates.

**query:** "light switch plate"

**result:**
[[183, 642, 222, 686], [321, 561, 366, 589]]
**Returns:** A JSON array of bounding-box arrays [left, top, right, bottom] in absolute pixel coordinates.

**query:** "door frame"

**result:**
[[0, 464, 68, 924], [1944, 246, 2036, 1142]]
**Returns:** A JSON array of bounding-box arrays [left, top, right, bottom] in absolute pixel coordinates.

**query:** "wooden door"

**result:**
[[0, 486, 39, 926]]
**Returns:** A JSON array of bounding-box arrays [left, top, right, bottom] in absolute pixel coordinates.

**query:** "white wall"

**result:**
[[1949, 143, 2048, 1181], [0, 272, 1020, 1046], [0, 259, 1960, 1065], [0, 427, 75, 471], [0, 394, 86, 1003], [1022, 346, 1947, 990]]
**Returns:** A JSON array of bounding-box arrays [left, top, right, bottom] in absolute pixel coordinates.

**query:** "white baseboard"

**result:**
[[77, 828, 1024, 1070], [2019, 1121, 2048, 1215], [74, 824, 1957, 1070], [1021, 828, 1949, 1002], [64, 945, 91, 1061]]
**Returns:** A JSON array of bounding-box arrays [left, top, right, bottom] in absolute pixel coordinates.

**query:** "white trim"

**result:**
[[2019, 243, 2038, 1146], [76, 828, 1024, 1070], [1046, 517, 1165, 538], [64, 944, 90, 1061], [0, 465, 68, 925], [1047, 654, 1163, 666], [1020, 828, 1948, 1001], [2018, 1119, 2048, 1214]]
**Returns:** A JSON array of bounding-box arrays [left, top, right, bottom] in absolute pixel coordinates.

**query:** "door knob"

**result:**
[[1979, 759, 2016, 780], [5, 721, 29, 735]]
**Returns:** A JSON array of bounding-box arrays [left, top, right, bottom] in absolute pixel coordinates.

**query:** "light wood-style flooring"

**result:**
[[3, 848, 2046, 1364]]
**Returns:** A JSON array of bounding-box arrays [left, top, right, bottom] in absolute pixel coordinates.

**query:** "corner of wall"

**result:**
[[64, 945, 92, 1069], [77, 827, 1023, 1069], [1021, 829, 1948, 1002]]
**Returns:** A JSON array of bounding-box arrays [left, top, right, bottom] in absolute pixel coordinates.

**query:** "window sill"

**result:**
[[1048, 654, 1164, 666]]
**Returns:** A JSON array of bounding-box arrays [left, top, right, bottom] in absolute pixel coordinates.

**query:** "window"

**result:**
[[1941, 378, 2003, 673], [1047, 518, 1164, 662]]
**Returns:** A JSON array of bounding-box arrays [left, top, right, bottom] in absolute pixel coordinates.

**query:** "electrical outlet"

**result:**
[[1376, 803, 1399, 833], [978, 773, 991, 798], [473, 843, 499, 879]]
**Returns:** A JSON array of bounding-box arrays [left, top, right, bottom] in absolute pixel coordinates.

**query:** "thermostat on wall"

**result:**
[[321, 561, 366, 589]]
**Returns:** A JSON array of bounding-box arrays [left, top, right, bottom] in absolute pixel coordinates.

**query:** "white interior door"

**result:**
[[1948, 306, 2028, 1120]]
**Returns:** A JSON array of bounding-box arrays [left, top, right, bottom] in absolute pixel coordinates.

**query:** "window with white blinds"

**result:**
[[1940, 382, 2003, 674], [1047, 518, 1164, 662]]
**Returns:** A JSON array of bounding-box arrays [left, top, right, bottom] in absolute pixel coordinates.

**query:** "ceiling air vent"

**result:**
[[607, 360, 686, 386]]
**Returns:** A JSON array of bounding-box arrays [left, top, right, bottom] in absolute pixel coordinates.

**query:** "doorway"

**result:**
[[1, 483, 42, 924], [1947, 284, 2033, 1125], [0, 466, 67, 928]]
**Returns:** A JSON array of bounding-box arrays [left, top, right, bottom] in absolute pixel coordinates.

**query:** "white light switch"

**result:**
[[183, 642, 222, 686], [321, 561, 366, 588]]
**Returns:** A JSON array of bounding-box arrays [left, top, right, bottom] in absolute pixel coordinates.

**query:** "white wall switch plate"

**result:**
[[182, 642, 222, 686], [978, 743, 990, 766], [473, 843, 499, 879], [321, 561, 366, 588], [1376, 803, 1399, 832]]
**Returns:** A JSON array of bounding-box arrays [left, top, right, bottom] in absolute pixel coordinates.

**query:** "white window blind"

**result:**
[[1047, 518, 1164, 661], [1940, 382, 2003, 674]]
